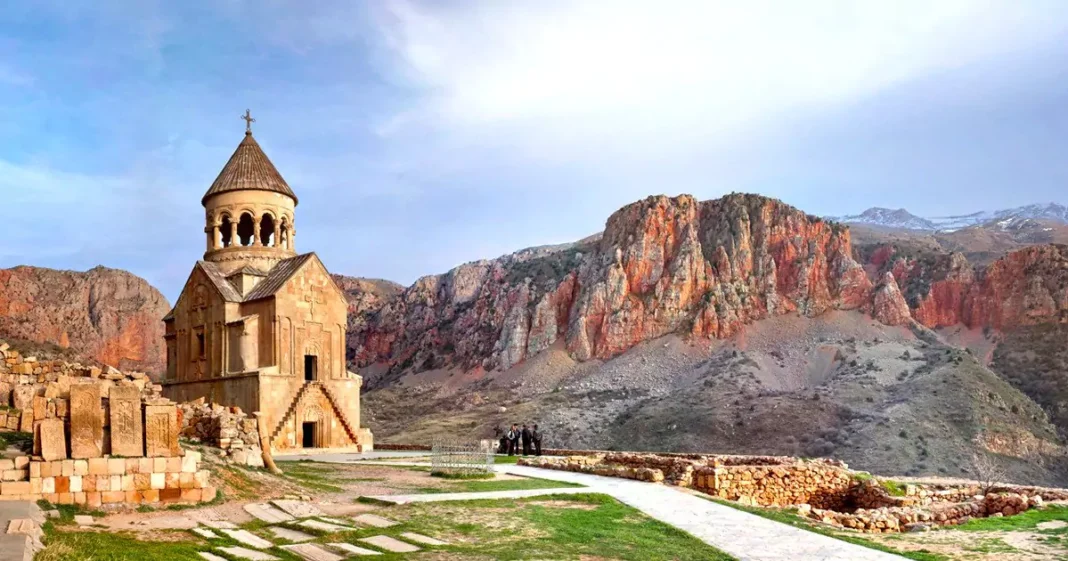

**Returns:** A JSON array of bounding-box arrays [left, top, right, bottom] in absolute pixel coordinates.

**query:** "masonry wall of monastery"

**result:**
[[0, 341, 214, 506]]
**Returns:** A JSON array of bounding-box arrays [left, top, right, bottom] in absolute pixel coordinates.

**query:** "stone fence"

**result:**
[[0, 341, 214, 506]]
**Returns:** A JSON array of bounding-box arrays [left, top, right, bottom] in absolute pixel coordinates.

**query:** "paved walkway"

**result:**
[[368, 486, 590, 504], [281, 454, 904, 561]]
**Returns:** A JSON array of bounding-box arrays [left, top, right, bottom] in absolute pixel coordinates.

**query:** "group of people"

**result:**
[[496, 423, 543, 456]]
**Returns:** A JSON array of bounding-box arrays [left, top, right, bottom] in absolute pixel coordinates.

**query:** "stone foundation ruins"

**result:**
[[0, 341, 214, 506], [179, 400, 264, 468], [521, 452, 1068, 533]]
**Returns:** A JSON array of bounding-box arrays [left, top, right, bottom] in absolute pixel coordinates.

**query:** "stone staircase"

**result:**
[[318, 384, 361, 446], [268, 383, 315, 445]]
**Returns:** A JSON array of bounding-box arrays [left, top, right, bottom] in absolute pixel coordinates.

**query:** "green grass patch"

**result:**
[[494, 455, 521, 464], [703, 497, 947, 561], [880, 479, 908, 497], [395, 492, 736, 560], [37, 528, 212, 561], [0, 430, 33, 452], [279, 461, 348, 493], [955, 504, 1068, 532]]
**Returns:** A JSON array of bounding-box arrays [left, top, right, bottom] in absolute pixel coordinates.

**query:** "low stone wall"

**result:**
[[0, 452, 216, 506]]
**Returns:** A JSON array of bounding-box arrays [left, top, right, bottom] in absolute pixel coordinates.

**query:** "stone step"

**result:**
[[219, 529, 274, 549], [327, 543, 382, 556], [399, 532, 449, 546], [297, 519, 356, 533], [266, 526, 315, 543], [280, 544, 344, 561], [350, 514, 398, 528], [217, 546, 279, 561], [358, 535, 420, 553], [244, 503, 295, 524], [192, 528, 219, 539], [270, 499, 323, 518], [198, 553, 228, 561]]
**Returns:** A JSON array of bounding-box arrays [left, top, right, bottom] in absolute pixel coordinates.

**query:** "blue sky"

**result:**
[[1, 1, 1067, 302]]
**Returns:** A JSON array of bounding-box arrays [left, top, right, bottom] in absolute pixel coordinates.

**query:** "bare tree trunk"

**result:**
[[256, 412, 283, 475]]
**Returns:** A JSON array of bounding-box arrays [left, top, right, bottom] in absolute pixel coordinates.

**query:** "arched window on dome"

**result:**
[[237, 212, 255, 247], [219, 214, 233, 247], [260, 213, 276, 247], [279, 218, 290, 250]]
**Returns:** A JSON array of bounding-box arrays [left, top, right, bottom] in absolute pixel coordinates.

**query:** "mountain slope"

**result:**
[[0, 265, 170, 373], [833, 202, 1068, 232]]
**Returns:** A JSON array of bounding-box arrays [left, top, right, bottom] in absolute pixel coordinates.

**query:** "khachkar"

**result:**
[[161, 111, 372, 453], [0, 343, 215, 506]]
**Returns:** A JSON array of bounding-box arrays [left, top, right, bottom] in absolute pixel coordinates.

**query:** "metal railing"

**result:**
[[430, 439, 494, 476]]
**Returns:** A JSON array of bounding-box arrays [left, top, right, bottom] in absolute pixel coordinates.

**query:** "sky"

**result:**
[[1, 1, 1067, 303]]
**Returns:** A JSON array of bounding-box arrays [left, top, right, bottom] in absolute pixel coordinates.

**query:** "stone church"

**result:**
[[162, 114, 372, 452]]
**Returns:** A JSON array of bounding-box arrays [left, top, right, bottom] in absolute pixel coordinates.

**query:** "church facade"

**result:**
[[162, 116, 372, 452]]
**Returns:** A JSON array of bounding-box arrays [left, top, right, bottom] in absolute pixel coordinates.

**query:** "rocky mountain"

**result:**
[[0, 265, 170, 374], [830, 208, 938, 231], [831, 202, 1068, 232], [344, 193, 1068, 485]]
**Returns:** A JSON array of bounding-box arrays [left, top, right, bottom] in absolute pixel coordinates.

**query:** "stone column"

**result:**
[[212, 223, 222, 249], [253, 216, 262, 246], [229, 221, 238, 247], [205, 228, 213, 251], [290, 226, 296, 252], [273, 222, 281, 248]]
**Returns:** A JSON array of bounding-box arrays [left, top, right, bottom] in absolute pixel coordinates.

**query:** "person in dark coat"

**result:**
[[521, 424, 532, 456], [506, 424, 519, 456], [494, 425, 508, 454], [532, 424, 543, 456]]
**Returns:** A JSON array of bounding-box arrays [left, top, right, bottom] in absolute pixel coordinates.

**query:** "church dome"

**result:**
[[202, 119, 297, 206]]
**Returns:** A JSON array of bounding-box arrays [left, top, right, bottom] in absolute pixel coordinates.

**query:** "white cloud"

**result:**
[[370, 0, 1068, 157]]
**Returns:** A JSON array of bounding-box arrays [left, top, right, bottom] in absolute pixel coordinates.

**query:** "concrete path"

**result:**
[[281, 454, 904, 561]]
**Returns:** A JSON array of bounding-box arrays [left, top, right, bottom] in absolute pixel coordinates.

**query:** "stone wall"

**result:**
[[0, 340, 214, 506]]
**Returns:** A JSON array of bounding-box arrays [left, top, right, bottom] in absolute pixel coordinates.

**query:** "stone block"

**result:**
[[137, 458, 153, 474], [87, 458, 108, 476], [41, 478, 55, 494], [181, 451, 200, 473], [1, 481, 31, 496], [145, 405, 179, 457], [108, 458, 126, 475], [86, 492, 102, 508], [55, 477, 70, 494], [33, 396, 47, 420], [74, 460, 88, 476], [124, 490, 140, 503], [134, 473, 151, 491], [29, 478, 41, 495], [153, 457, 167, 472], [179, 472, 194, 489], [0, 460, 12, 472], [166, 457, 182, 473], [109, 475, 122, 492], [125, 458, 140, 474], [73, 492, 86, 505], [109, 384, 144, 457], [70, 383, 104, 459], [150, 472, 165, 490], [101, 491, 124, 504], [69, 476, 82, 493], [141, 489, 159, 503], [29, 463, 40, 479], [14, 457, 28, 470], [160, 488, 181, 502], [181, 488, 202, 502], [121, 475, 135, 491], [201, 486, 217, 503], [165, 473, 180, 489], [61, 460, 74, 476], [58, 493, 73, 505]]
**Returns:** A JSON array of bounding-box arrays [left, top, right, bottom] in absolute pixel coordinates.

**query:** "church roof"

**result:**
[[244, 253, 317, 301], [225, 265, 269, 278], [202, 132, 298, 205]]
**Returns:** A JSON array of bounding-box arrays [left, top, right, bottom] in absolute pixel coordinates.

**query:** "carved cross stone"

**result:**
[[304, 291, 323, 315]]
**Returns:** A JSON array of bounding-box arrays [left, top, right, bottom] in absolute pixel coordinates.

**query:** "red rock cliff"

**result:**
[[348, 194, 871, 374], [0, 265, 170, 374]]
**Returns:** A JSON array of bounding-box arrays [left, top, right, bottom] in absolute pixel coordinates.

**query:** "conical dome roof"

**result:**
[[202, 132, 298, 205]]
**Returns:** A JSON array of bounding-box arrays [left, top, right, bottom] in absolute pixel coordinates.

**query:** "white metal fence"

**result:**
[[430, 439, 494, 476]]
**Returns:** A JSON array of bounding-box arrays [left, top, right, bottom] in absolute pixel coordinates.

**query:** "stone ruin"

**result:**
[[521, 452, 1068, 533], [0, 341, 215, 506], [178, 400, 264, 468]]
